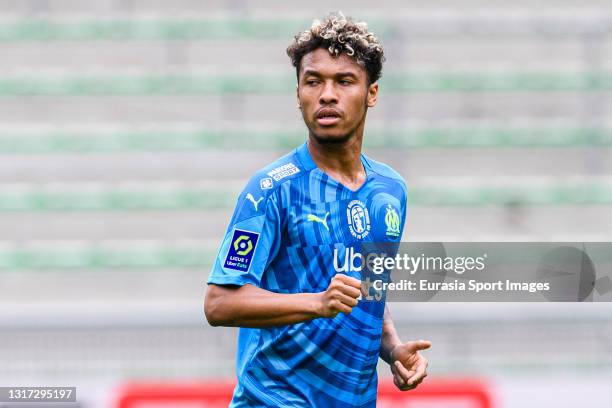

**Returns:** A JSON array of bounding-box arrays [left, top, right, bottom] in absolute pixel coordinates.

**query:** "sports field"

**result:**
[[0, 1, 611, 407]]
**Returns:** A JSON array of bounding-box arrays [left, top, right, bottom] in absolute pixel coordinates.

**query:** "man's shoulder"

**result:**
[[363, 155, 407, 190], [230, 149, 306, 223], [242, 147, 308, 199]]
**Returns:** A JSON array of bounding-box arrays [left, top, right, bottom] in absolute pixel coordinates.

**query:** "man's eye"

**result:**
[[339, 80, 352, 85], [306, 80, 319, 85]]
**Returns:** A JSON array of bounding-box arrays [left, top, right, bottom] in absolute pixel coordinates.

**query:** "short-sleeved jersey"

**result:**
[[207, 142, 407, 407]]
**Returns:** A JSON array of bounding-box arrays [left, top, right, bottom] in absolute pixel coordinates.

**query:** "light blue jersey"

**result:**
[[208, 142, 407, 407]]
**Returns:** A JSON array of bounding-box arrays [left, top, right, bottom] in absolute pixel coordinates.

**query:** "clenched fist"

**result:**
[[316, 274, 362, 318]]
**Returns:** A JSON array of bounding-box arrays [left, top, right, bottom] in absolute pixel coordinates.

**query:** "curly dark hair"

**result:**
[[286, 12, 385, 85]]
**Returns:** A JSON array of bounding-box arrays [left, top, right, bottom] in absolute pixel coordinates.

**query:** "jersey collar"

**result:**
[[295, 142, 318, 171], [296, 141, 373, 175]]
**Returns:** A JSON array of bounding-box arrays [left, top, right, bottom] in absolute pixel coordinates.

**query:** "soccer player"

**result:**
[[205, 12, 431, 407]]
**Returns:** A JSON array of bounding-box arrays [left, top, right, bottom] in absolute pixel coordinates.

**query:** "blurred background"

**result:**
[[1, 0, 612, 407]]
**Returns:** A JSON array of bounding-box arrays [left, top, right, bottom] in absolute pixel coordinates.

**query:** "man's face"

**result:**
[[297, 47, 378, 144]]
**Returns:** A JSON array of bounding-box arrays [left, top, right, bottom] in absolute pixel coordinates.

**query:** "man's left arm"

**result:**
[[379, 304, 431, 391]]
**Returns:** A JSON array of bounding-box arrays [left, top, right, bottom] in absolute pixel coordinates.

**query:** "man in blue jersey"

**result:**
[[205, 12, 431, 407]]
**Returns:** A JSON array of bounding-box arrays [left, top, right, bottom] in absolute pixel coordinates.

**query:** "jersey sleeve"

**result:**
[[207, 179, 282, 287]]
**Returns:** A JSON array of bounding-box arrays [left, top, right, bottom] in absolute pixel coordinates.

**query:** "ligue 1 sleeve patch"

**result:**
[[224, 229, 260, 272]]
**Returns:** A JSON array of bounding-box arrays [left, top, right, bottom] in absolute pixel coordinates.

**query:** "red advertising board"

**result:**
[[117, 379, 492, 408]]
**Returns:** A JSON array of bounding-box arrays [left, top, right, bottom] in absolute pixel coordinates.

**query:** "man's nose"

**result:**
[[319, 81, 338, 104]]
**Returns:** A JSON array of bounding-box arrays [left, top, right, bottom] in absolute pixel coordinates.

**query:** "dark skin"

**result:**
[[205, 46, 430, 391]]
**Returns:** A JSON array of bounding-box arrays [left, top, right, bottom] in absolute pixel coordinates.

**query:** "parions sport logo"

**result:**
[[346, 200, 370, 240], [267, 163, 300, 181]]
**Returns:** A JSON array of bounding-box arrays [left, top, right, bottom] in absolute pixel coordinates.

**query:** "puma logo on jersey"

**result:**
[[245, 193, 264, 211], [307, 212, 330, 231]]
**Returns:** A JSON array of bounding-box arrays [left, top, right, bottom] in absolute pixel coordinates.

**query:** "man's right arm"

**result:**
[[204, 274, 361, 328]]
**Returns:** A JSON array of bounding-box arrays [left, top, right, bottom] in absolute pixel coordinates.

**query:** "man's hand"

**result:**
[[317, 274, 361, 318], [389, 340, 431, 391]]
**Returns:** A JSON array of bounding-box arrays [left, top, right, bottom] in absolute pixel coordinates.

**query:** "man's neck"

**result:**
[[307, 133, 366, 191]]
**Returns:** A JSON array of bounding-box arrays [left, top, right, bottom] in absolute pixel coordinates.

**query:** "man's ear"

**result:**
[[296, 84, 301, 109], [367, 82, 378, 107]]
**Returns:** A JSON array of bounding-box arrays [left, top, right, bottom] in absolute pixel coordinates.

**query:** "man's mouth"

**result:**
[[315, 108, 342, 126]]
